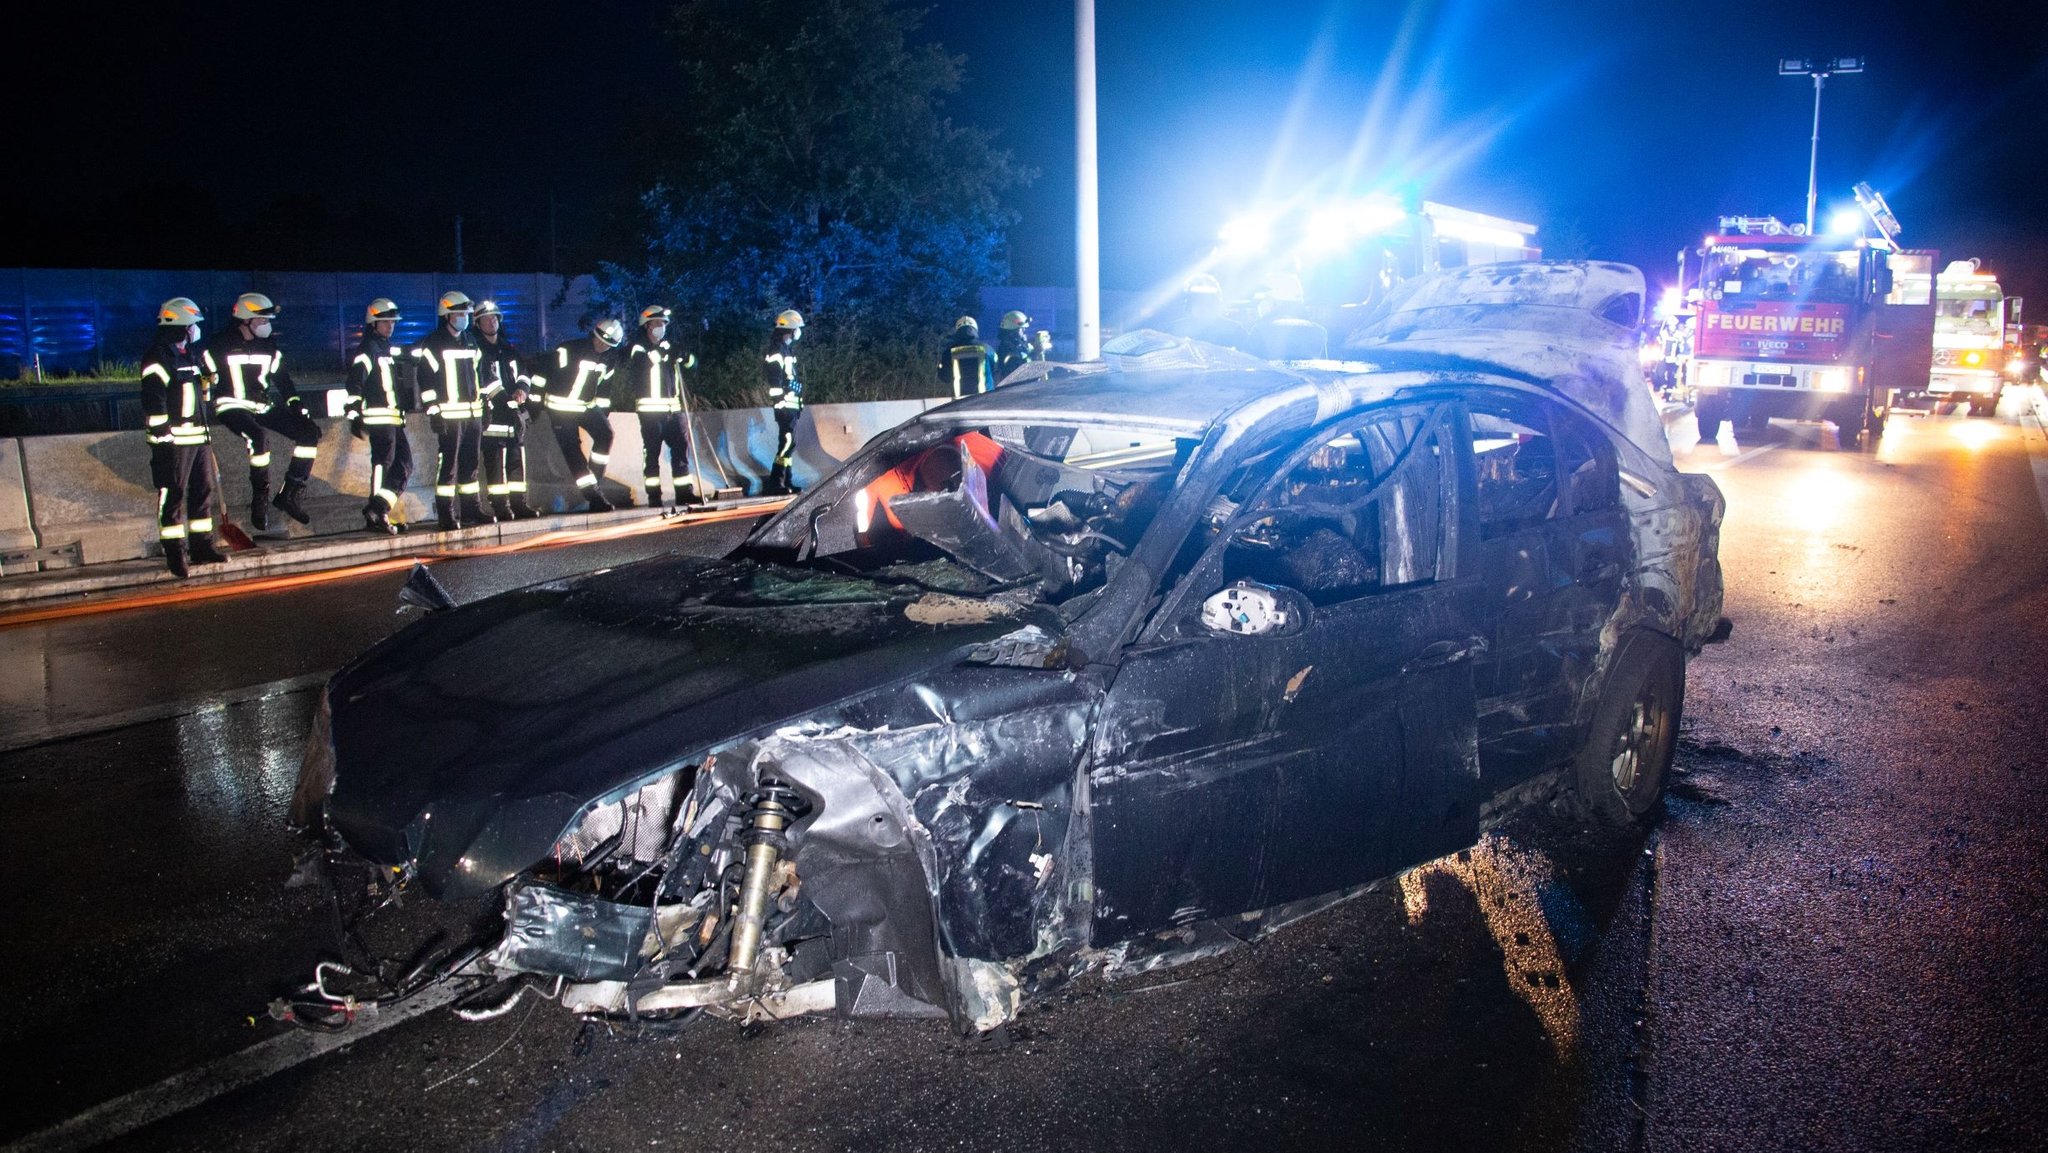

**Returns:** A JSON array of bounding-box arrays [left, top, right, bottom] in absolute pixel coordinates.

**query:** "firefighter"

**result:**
[[627, 305, 701, 509], [1249, 271, 1327, 360], [210, 292, 321, 530], [542, 318, 627, 512], [411, 291, 491, 530], [995, 310, 1042, 380], [939, 314, 996, 398], [141, 297, 226, 577], [1165, 273, 1250, 349], [474, 299, 540, 520], [763, 309, 806, 495], [343, 298, 413, 534]]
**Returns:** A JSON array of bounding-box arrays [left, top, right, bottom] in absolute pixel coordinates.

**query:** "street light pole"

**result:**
[[1075, 0, 1100, 361], [1779, 56, 1864, 235]]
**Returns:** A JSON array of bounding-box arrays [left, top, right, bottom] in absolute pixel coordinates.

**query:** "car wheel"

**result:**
[[1694, 396, 1723, 439], [1572, 632, 1684, 826], [1968, 397, 1995, 417]]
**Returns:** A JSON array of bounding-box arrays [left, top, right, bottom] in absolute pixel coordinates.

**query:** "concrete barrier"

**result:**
[[0, 397, 950, 567]]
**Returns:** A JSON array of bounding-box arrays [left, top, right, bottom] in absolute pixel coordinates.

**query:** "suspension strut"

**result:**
[[728, 779, 802, 981]]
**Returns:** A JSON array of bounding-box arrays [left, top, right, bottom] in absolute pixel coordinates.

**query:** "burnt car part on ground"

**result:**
[[286, 261, 1726, 1034]]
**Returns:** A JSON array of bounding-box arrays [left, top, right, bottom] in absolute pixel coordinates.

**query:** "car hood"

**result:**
[[322, 553, 1045, 898]]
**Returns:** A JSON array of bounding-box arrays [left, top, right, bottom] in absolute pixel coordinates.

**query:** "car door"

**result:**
[[1466, 393, 1631, 787], [1086, 404, 1485, 941]]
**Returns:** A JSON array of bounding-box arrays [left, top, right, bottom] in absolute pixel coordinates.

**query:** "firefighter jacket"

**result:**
[[995, 330, 1039, 382], [542, 336, 621, 415], [627, 333, 696, 413], [210, 330, 301, 415], [345, 330, 410, 426], [940, 326, 997, 397], [411, 325, 490, 421], [764, 338, 804, 411], [475, 333, 534, 421], [141, 338, 214, 447]]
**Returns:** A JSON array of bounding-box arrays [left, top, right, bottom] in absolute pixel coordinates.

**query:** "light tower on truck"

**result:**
[[1779, 56, 1865, 235]]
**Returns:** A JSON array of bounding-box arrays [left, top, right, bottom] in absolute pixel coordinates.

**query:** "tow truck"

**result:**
[[1683, 187, 1936, 448]]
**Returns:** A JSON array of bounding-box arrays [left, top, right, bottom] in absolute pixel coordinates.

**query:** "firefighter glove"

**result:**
[[348, 415, 367, 440], [430, 413, 446, 435]]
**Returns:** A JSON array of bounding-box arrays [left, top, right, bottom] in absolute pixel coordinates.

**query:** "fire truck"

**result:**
[[1923, 259, 2012, 416], [1684, 203, 1936, 448]]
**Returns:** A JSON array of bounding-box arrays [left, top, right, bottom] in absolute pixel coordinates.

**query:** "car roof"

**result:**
[[924, 261, 1670, 465]]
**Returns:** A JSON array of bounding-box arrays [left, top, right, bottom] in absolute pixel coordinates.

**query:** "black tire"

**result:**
[[1968, 396, 1996, 417], [1694, 396, 1724, 439], [1572, 632, 1684, 825]]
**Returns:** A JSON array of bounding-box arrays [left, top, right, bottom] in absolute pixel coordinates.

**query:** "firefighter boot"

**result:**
[[435, 496, 459, 532], [490, 496, 515, 522], [163, 540, 189, 579], [187, 533, 228, 565], [459, 493, 492, 525], [249, 481, 272, 533], [363, 504, 396, 536], [583, 488, 614, 513], [508, 493, 540, 519], [679, 482, 704, 507], [273, 479, 312, 525]]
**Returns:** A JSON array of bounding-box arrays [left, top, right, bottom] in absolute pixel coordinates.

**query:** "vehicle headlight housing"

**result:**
[[1814, 368, 1850, 393]]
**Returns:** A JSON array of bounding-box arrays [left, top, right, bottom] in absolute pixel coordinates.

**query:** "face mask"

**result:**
[[252, 320, 273, 339], [450, 315, 470, 334], [185, 324, 202, 345], [648, 324, 668, 342]]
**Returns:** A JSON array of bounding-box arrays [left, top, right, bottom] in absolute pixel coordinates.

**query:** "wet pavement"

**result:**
[[3, 398, 2046, 1151]]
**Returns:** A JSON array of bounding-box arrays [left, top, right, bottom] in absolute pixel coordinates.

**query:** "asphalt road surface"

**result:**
[[2, 397, 2044, 1152]]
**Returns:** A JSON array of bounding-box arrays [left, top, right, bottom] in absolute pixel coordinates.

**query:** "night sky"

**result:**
[[8, 1, 2046, 303]]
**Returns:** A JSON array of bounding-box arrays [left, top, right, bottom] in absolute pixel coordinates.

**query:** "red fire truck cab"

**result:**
[[1686, 215, 1935, 448]]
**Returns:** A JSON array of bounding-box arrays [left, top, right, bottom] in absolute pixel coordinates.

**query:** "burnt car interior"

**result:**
[[757, 421, 1201, 610]]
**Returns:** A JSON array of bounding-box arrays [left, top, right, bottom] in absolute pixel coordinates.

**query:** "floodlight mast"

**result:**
[[1779, 56, 1864, 235]]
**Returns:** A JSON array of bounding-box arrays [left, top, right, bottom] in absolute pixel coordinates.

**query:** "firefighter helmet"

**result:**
[[473, 299, 504, 319], [157, 297, 204, 327], [774, 309, 804, 331], [1000, 310, 1030, 331], [639, 305, 673, 326], [437, 291, 474, 316], [1185, 273, 1222, 296], [592, 318, 626, 346], [365, 298, 402, 324], [231, 292, 280, 321], [954, 315, 979, 332]]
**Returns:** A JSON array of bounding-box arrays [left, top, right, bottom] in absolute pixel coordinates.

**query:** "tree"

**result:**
[[597, 0, 1030, 403]]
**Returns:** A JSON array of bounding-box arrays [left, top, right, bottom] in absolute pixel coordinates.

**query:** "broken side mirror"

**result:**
[[1199, 580, 1310, 639]]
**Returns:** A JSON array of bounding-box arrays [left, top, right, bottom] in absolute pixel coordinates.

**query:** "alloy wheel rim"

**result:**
[[1611, 697, 1652, 794]]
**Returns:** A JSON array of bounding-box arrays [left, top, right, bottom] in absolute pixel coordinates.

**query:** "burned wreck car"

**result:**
[[288, 261, 1724, 1032]]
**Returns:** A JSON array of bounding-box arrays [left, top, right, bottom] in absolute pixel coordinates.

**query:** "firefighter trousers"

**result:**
[[153, 443, 218, 542], [434, 419, 482, 499], [550, 409, 615, 494], [363, 425, 413, 514], [638, 411, 692, 500], [482, 425, 529, 501], [217, 405, 319, 491]]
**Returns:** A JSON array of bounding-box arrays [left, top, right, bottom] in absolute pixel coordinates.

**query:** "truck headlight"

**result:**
[[1814, 369, 1850, 393]]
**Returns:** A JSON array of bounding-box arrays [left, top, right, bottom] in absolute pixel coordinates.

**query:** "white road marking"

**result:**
[[4, 981, 471, 1153], [1695, 443, 1779, 472]]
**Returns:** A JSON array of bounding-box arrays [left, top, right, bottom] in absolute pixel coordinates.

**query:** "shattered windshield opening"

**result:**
[[745, 420, 1203, 605]]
